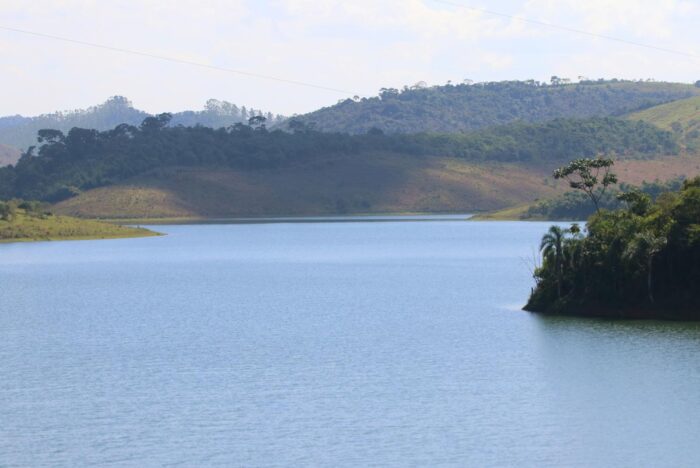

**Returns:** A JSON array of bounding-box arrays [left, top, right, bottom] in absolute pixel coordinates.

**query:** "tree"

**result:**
[[205, 99, 223, 113], [379, 88, 399, 99], [540, 225, 567, 298], [248, 115, 267, 130], [623, 231, 667, 303], [287, 119, 308, 134], [553, 157, 618, 213], [65, 128, 99, 153], [110, 123, 138, 138], [139, 113, 172, 132], [617, 189, 651, 216], [563, 223, 585, 272], [37, 129, 65, 145], [527, 178, 700, 317], [695, 80, 700, 88]]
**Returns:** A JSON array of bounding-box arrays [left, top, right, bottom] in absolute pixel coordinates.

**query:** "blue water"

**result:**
[[2, 218, 700, 467]]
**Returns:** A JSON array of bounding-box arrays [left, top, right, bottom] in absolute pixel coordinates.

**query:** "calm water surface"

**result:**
[[2, 218, 700, 467]]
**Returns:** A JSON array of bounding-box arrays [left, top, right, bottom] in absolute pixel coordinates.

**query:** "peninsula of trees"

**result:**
[[526, 159, 700, 319]]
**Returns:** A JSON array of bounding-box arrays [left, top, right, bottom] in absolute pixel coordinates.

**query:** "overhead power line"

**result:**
[[429, 0, 700, 60], [1, 2, 696, 97], [0, 25, 361, 95]]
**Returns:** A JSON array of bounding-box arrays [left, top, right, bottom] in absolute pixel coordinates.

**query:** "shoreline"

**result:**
[[0, 230, 162, 244], [524, 303, 700, 322], [98, 213, 476, 225], [0, 211, 162, 244]]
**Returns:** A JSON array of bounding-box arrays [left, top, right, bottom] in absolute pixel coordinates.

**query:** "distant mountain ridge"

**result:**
[[293, 79, 700, 134], [0, 96, 285, 154]]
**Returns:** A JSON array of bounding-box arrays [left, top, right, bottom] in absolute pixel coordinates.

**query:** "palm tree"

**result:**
[[540, 225, 566, 298], [623, 231, 667, 303], [563, 224, 585, 292]]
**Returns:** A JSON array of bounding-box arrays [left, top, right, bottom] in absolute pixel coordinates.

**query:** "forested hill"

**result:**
[[0, 96, 285, 152], [0, 115, 676, 203], [293, 80, 700, 134]]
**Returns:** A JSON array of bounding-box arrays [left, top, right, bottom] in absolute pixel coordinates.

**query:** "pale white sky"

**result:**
[[1, 0, 699, 117]]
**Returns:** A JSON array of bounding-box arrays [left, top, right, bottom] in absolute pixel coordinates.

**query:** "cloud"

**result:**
[[524, 0, 694, 38], [0, 0, 698, 116]]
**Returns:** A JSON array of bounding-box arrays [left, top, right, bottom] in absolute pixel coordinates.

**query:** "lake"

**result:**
[[2, 217, 700, 467]]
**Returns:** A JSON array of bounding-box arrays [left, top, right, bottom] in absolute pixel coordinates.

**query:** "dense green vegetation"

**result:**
[[0, 199, 157, 242], [296, 79, 700, 134], [523, 179, 685, 220], [3, 81, 694, 156], [526, 174, 700, 320], [0, 114, 676, 203], [0, 96, 285, 151]]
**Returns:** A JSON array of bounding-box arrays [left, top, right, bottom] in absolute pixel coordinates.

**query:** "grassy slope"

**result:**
[[53, 153, 564, 219], [476, 97, 700, 220], [471, 156, 700, 220], [54, 150, 700, 221], [627, 95, 700, 153], [0, 210, 159, 242], [471, 204, 537, 221]]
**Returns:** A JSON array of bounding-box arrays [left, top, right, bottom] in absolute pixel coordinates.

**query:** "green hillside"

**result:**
[[628, 96, 700, 153], [293, 80, 700, 134], [3, 86, 698, 220], [0, 115, 676, 204]]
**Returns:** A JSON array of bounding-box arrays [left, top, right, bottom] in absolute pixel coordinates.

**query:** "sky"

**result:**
[[1, 0, 699, 117]]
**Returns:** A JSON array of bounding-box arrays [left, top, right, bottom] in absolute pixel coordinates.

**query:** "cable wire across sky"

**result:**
[[0, 25, 361, 96], [0, 1, 697, 97], [429, 0, 700, 60]]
